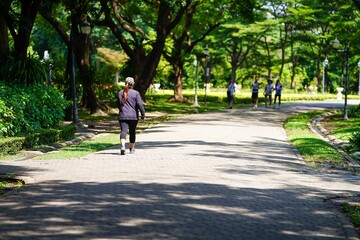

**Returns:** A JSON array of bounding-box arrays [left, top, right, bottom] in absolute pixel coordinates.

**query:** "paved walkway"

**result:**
[[0, 101, 360, 240]]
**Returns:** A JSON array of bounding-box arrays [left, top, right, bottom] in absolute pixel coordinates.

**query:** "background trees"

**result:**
[[0, 0, 360, 123]]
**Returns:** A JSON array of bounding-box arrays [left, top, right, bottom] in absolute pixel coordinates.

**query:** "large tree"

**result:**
[[40, 0, 101, 114], [162, 0, 225, 102], [0, 0, 42, 59], [98, 0, 188, 99]]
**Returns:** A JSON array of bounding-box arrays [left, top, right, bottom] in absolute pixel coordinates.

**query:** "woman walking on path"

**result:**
[[117, 77, 145, 155], [273, 80, 282, 108]]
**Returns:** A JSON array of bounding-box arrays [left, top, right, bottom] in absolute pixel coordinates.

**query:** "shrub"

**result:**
[[348, 104, 360, 118], [349, 131, 360, 150], [0, 137, 25, 155], [94, 83, 122, 103], [0, 82, 68, 137], [0, 124, 77, 155], [0, 100, 15, 138], [0, 55, 47, 85]]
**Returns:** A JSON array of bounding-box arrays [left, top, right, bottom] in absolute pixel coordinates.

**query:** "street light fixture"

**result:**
[[358, 60, 360, 99], [70, 20, 91, 124], [43, 50, 53, 84], [332, 38, 349, 120], [192, 58, 200, 107], [322, 58, 328, 94]]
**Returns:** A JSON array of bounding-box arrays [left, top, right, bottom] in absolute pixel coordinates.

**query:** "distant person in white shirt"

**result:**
[[251, 76, 262, 109], [264, 79, 274, 108]]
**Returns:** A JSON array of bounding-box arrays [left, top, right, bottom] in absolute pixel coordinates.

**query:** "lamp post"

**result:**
[[332, 38, 349, 120], [192, 58, 200, 107], [43, 50, 53, 84], [358, 60, 360, 99], [322, 58, 328, 94], [70, 20, 91, 124], [203, 45, 209, 105]]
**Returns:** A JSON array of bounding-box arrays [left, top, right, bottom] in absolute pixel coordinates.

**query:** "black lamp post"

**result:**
[[70, 20, 91, 124], [203, 45, 209, 105], [42, 50, 52, 84], [358, 60, 360, 99], [322, 58, 328, 94], [332, 38, 349, 120], [192, 58, 200, 107]]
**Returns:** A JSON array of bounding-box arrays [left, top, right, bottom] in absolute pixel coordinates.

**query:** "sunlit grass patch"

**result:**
[[34, 134, 119, 160], [284, 111, 347, 166]]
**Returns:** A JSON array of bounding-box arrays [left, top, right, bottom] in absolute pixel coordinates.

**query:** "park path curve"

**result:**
[[0, 101, 359, 240]]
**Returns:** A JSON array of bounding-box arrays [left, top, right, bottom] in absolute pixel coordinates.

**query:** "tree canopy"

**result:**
[[1, 0, 360, 117]]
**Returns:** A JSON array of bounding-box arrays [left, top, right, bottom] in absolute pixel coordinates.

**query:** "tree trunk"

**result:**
[[278, 23, 288, 81], [173, 62, 185, 101], [12, 0, 41, 59], [134, 5, 170, 100], [76, 32, 100, 114], [230, 47, 237, 84], [64, 45, 73, 121], [0, 16, 9, 56], [264, 37, 272, 79], [101, 0, 186, 101]]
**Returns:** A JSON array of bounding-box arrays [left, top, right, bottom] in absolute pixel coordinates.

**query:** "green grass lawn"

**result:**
[[284, 110, 348, 167], [322, 113, 360, 141]]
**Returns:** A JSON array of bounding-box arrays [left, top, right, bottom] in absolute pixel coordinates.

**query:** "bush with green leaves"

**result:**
[[348, 104, 360, 118], [349, 131, 360, 150], [0, 99, 15, 138], [0, 82, 69, 137], [0, 55, 48, 85]]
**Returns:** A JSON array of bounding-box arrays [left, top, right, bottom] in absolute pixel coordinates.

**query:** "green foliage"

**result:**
[[94, 83, 122, 103], [0, 56, 48, 85], [34, 133, 120, 160], [23, 125, 76, 149], [0, 137, 25, 156], [0, 82, 68, 137], [349, 131, 360, 150], [284, 111, 347, 166], [0, 100, 15, 138], [342, 202, 360, 228], [0, 124, 76, 156], [348, 104, 360, 118]]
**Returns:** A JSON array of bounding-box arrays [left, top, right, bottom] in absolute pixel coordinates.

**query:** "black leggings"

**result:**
[[274, 94, 281, 105], [119, 120, 138, 143]]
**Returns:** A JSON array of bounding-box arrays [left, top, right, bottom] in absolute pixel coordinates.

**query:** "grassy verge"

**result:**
[[321, 113, 360, 141], [0, 175, 23, 195], [284, 110, 347, 167], [342, 202, 360, 233], [33, 113, 185, 160]]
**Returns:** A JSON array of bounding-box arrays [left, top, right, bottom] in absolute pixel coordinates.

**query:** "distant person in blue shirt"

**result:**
[[273, 80, 283, 109]]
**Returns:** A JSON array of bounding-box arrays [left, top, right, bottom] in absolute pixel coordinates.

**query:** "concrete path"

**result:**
[[0, 101, 359, 240]]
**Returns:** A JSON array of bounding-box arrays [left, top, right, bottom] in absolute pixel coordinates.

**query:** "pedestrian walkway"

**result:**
[[0, 101, 359, 240]]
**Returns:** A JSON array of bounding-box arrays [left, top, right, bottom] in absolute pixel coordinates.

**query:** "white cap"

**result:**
[[125, 77, 135, 85]]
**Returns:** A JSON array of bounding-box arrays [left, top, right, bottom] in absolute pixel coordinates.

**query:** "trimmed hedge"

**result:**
[[0, 124, 77, 156], [0, 137, 25, 155], [0, 82, 69, 137]]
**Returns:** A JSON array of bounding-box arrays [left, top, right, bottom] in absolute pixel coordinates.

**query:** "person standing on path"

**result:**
[[273, 79, 283, 108], [251, 76, 261, 109], [117, 77, 145, 155], [264, 79, 274, 108], [226, 80, 236, 109]]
